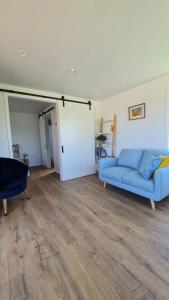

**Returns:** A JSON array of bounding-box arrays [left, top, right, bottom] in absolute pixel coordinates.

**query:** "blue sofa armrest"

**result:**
[[99, 157, 118, 171], [154, 167, 169, 201]]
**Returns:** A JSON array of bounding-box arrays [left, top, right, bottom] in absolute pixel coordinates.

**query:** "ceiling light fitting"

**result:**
[[20, 50, 27, 57], [69, 68, 77, 73]]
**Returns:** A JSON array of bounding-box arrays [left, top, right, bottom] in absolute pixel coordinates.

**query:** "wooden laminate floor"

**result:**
[[1, 167, 169, 299]]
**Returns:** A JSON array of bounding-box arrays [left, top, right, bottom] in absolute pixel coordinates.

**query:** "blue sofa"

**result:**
[[99, 149, 169, 209]]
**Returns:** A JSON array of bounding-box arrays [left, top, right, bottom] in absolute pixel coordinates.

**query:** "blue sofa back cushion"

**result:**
[[139, 149, 169, 170], [139, 156, 161, 180], [117, 149, 143, 170]]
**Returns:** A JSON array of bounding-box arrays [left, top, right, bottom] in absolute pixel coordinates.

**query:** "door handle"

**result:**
[[61, 146, 64, 153]]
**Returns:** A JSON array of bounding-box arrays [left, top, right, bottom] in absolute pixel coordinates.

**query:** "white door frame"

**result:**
[[4, 87, 94, 180], [166, 83, 169, 150], [3, 92, 13, 158], [5, 92, 60, 172]]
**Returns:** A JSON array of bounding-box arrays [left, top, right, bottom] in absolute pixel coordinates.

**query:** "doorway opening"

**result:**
[[8, 96, 60, 175], [5, 91, 95, 181]]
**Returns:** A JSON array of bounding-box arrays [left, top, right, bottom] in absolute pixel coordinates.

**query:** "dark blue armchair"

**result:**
[[0, 157, 30, 216]]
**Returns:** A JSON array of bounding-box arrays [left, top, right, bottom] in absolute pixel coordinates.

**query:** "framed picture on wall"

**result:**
[[128, 103, 145, 120]]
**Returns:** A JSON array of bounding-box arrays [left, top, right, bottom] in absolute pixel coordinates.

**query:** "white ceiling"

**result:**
[[1, 0, 169, 100], [9, 97, 49, 114]]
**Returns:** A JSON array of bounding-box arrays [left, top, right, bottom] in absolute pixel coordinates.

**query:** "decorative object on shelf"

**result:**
[[96, 147, 107, 159], [95, 135, 108, 159], [128, 103, 145, 120], [96, 134, 107, 146], [110, 124, 114, 132]]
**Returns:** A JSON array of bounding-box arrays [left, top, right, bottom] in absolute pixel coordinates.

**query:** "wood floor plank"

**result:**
[[1, 167, 169, 299]]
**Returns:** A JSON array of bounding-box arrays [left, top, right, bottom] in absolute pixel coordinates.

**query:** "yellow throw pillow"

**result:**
[[158, 156, 169, 169], [154, 156, 169, 177]]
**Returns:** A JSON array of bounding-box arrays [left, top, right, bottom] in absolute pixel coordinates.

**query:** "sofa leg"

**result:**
[[150, 199, 155, 210], [24, 190, 31, 200], [3, 199, 8, 216], [104, 182, 106, 188]]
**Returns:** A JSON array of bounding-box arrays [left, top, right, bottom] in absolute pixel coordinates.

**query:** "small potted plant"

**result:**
[[96, 134, 107, 147]]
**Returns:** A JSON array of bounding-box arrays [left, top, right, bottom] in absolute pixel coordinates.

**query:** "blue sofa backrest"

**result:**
[[139, 149, 169, 170], [117, 149, 169, 170], [117, 149, 143, 170]]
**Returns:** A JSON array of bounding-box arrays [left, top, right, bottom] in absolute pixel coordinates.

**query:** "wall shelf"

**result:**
[[97, 120, 112, 124], [98, 132, 112, 135], [96, 114, 117, 160], [102, 143, 112, 147]]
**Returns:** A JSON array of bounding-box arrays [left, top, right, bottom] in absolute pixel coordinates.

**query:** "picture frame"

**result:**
[[128, 103, 145, 121]]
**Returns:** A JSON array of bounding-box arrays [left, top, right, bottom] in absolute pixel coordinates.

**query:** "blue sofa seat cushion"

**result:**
[[102, 166, 134, 182], [122, 170, 154, 192], [117, 149, 143, 170]]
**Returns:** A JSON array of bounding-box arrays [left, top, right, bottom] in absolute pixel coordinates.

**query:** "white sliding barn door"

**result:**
[[58, 101, 95, 181]]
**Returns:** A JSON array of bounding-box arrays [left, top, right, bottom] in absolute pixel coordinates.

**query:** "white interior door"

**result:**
[[39, 116, 50, 168], [58, 101, 95, 181]]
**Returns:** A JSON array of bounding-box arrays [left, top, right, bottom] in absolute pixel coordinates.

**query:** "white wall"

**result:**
[[10, 112, 42, 166], [100, 75, 169, 155]]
